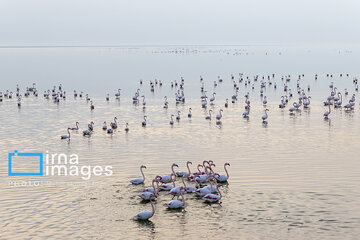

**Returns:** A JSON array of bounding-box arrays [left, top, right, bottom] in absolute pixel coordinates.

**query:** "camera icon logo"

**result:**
[[8, 150, 43, 176]]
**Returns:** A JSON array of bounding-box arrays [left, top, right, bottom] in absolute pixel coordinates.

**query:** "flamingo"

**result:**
[[61, 128, 71, 139], [133, 89, 140, 101], [159, 173, 176, 191], [210, 92, 216, 102], [216, 109, 223, 121], [176, 111, 181, 120], [201, 98, 207, 108], [110, 117, 118, 129], [263, 96, 267, 105], [102, 121, 107, 130], [262, 109, 269, 122], [195, 180, 212, 197], [169, 175, 187, 197], [164, 188, 186, 209], [215, 163, 230, 182], [133, 194, 155, 220], [303, 96, 311, 108], [202, 178, 222, 202], [130, 165, 146, 184], [69, 122, 79, 130], [183, 175, 197, 193], [159, 164, 178, 183], [225, 98, 229, 108], [90, 101, 94, 110], [243, 105, 250, 118], [106, 94, 109, 101], [144, 178, 160, 193], [188, 108, 192, 118], [176, 161, 192, 177], [324, 104, 331, 118], [142, 95, 146, 107], [205, 110, 212, 120], [17, 96, 22, 106], [169, 114, 174, 125], [83, 122, 94, 135], [115, 89, 121, 98], [142, 116, 147, 126], [125, 123, 129, 132]]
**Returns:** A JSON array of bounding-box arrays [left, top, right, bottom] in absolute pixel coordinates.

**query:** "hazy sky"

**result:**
[[1, 0, 359, 46]]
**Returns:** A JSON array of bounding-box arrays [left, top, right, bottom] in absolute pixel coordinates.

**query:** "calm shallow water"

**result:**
[[0, 46, 360, 239]]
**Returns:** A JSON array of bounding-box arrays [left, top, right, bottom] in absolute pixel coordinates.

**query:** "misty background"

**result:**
[[0, 0, 359, 46]]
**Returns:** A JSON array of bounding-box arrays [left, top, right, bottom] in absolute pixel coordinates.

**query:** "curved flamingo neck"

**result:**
[[224, 164, 229, 178], [140, 167, 145, 181], [186, 162, 192, 175]]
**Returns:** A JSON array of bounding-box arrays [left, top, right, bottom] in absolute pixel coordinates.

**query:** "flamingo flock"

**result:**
[[0, 73, 358, 140], [132, 160, 230, 220]]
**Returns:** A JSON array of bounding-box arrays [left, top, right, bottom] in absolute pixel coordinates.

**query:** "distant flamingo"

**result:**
[[61, 128, 71, 139], [262, 109, 269, 122], [188, 108, 192, 118], [69, 122, 79, 130], [324, 104, 331, 118], [205, 110, 212, 120]]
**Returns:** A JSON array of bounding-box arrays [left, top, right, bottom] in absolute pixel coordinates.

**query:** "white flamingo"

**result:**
[[61, 128, 71, 139], [324, 104, 331, 118], [202, 178, 222, 203], [215, 163, 230, 182], [176, 161, 192, 177], [133, 194, 155, 220], [216, 109, 223, 121], [262, 109, 269, 122], [130, 165, 146, 184], [159, 164, 178, 183], [164, 188, 186, 209], [110, 117, 118, 129], [69, 122, 79, 130], [115, 88, 121, 98], [159, 173, 176, 191]]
